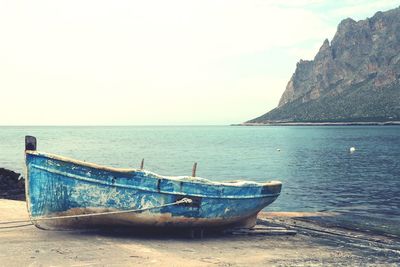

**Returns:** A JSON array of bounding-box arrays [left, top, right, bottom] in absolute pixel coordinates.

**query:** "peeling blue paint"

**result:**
[[25, 151, 282, 229]]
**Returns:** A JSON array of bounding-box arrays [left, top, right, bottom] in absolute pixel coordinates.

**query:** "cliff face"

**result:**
[[249, 7, 400, 123]]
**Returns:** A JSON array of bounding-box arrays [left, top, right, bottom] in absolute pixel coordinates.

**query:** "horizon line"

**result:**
[[0, 124, 231, 127]]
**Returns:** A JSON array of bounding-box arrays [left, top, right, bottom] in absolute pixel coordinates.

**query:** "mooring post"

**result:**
[[25, 136, 37, 151], [192, 162, 197, 177], [140, 159, 144, 170]]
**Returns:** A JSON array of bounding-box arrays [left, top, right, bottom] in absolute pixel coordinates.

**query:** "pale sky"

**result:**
[[0, 0, 399, 125]]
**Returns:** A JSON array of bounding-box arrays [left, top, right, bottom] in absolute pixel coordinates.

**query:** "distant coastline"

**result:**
[[246, 7, 400, 125], [232, 121, 400, 126]]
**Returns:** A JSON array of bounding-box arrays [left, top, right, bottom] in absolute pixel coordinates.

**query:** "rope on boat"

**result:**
[[0, 198, 193, 229], [0, 223, 34, 229]]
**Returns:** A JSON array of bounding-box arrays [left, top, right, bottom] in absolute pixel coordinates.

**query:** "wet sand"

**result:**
[[1, 199, 399, 266]]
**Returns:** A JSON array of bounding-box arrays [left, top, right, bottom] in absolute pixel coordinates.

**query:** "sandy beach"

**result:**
[[1, 199, 399, 266]]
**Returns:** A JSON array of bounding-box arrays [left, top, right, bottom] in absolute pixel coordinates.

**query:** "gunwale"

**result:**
[[25, 150, 282, 188]]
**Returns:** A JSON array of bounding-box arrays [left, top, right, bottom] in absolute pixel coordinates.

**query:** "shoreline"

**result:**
[[1, 199, 399, 266], [232, 121, 400, 126]]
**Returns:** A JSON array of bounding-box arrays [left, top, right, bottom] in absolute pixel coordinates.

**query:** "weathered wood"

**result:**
[[192, 162, 197, 177], [258, 217, 400, 249], [226, 226, 297, 236], [25, 149, 282, 230], [25, 136, 37, 151], [140, 159, 144, 170]]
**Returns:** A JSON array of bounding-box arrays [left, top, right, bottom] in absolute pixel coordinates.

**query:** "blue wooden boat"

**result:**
[[24, 136, 282, 230]]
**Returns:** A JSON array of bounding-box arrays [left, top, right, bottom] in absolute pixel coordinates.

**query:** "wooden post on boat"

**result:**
[[25, 136, 37, 151], [140, 159, 144, 170], [192, 162, 197, 177]]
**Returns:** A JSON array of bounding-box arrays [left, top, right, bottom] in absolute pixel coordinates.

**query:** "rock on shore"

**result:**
[[0, 168, 25, 200]]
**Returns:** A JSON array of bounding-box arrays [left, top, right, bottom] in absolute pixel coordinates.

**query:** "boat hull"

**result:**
[[25, 151, 281, 230]]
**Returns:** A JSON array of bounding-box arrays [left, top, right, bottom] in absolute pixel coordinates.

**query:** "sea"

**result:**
[[1, 126, 399, 236]]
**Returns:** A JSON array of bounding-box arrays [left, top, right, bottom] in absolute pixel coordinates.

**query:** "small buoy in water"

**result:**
[[276, 148, 281, 152], [350, 147, 356, 153]]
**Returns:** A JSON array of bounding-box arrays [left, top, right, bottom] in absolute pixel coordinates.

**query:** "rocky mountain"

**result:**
[[248, 7, 400, 123]]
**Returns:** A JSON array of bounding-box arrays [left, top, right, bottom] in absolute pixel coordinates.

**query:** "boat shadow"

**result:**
[[57, 226, 233, 240], [54, 219, 294, 240]]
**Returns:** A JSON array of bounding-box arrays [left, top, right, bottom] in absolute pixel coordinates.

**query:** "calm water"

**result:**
[[1, 126, 399, 233]]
